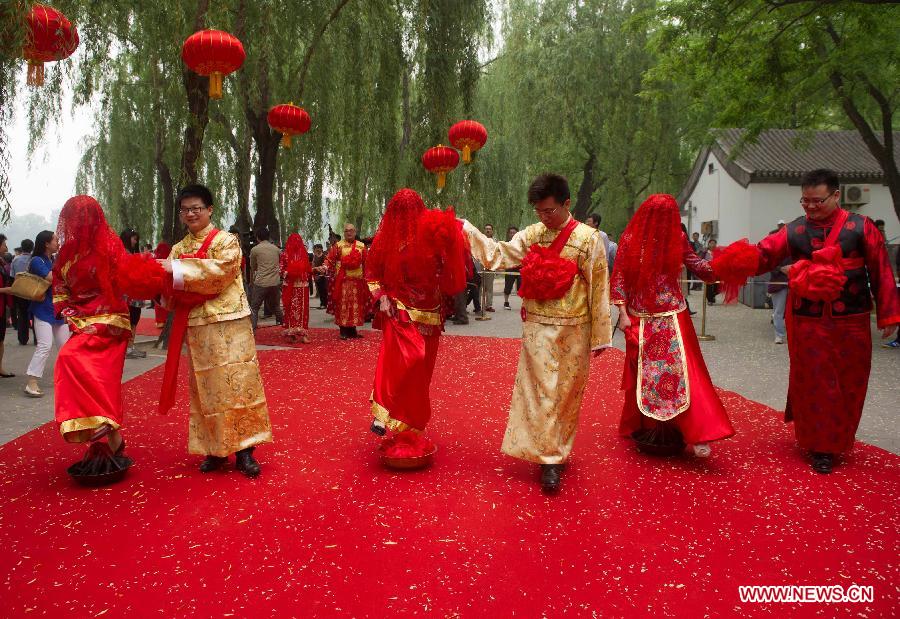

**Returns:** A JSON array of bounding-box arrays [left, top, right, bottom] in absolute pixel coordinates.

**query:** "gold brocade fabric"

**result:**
[[501, 321, 592, 464], [464, 219, 612, 349], [169, 225, 250, 327], [186, 317, 273, 456], [59, 416, 120, 443], [329, 240, 366, 279]]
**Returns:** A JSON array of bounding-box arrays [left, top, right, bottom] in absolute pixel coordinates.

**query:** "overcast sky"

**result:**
[[7, 71, 93, 221]]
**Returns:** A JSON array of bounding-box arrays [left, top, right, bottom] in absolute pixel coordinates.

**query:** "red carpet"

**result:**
[[134, 317, 162, 337], [0, 328, 897, 617]]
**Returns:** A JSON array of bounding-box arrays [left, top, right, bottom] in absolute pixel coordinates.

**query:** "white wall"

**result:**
[[682, 151, 900, 246], [681, 151, 750, 244], [750, 183, 900, 243]]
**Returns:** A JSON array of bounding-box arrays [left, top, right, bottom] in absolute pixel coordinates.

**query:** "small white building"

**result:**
[[678, 129, 900, 245]]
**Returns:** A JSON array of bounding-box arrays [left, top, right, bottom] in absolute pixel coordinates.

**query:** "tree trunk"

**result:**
[[573, 152, 597, 221], [173, 0, 211, 242], [252, 120, 281, 241], [155, 142, 175, 243]]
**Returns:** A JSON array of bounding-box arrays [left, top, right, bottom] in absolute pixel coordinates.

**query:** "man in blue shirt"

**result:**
[[10, 239, 34, 345]]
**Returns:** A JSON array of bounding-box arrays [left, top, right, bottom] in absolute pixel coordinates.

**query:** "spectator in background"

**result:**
[[874, 219, 886, 241], [885, 246, 900, 349], [503, 226, 521, 310], [24, 230, 70, 397], [689, 232, 703, 290], [120, 228, 147, 359], [10, 238, 34, 345], [481, 224, 496, 312], [0, 234, 12, 377], [585, 213, 617, 275], [767, 228, 791, 345], [311, 243, 328, 309], [249, 227, 284, 330], [703, 239, 720, 304]]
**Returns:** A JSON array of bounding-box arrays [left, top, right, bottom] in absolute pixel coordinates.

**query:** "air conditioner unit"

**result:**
[[842, 184, 870, 205], [701, 220, 719, 236]]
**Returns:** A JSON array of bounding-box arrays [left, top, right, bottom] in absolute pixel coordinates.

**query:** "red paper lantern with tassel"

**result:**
[[181, 29, 245, 99], [23, 5, 79, 87], [448, 120, 487, 164], [267, 104, 311, 148], [422, 145, 460, 190]]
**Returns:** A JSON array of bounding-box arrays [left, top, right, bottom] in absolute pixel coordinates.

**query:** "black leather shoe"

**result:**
[[370, 421, 386, 436], [540, 464, 563, 493], [235, 448, 261, 478], [199, 455, 227, 473], [812, 452, 833, 474]]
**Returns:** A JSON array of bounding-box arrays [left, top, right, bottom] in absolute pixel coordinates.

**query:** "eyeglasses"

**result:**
[[534, 206, 559, 216], [799, 191, 836, 206], [179, 206, 208, 215]]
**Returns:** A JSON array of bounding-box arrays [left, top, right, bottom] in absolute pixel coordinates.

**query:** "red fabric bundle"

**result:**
[[417, 206, 467, 296], [789, 245, 847, 302], [341, 247, 363, 270], [117, 252, 168, 300], [285, 261, 310, 279], [711, 239, 760, 303], [518, 246, 579, 300], [518, 219, 579, 301], [379, 431, 435, 458]]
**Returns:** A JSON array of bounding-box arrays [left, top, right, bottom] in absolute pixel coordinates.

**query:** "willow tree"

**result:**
[[466, 0, 691, 237], [651, 0, 900, 221]]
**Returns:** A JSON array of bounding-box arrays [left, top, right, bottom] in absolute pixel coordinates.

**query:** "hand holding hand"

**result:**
[[379, 295, 396, 318]]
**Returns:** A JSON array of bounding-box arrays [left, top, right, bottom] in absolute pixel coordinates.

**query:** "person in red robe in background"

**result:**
[[52, 196, 133, 476], [365, 188, 467, 446], [280, 233, 312, 344], [316, 224, 369, 340], [714, 169, 899, 474], [612, 194, 734, 457], [152, 242, 171, 328]]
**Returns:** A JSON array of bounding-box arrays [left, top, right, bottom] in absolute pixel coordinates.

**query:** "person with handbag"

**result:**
[[24, 230, 70, 397], [461, 173, 612, 493], [0, 234, 13, 378]]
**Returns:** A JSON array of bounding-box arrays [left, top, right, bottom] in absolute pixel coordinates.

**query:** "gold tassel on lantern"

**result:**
[[281, 134, 292, 148], [27, 62, 45, 87], [208, 71, 223, 99], [437, 172, 447, 190], [461, 144, 472, 164]]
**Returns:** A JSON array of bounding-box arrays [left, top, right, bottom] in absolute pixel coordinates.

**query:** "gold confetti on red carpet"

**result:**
[[0, 328, 896, 617]]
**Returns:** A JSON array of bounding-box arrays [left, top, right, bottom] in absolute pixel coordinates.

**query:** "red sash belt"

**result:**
[[158, 228, 219, 415]]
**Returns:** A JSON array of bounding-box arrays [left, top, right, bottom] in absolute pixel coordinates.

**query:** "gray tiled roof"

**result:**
[[716, 128, 897, 181], [678, 128, 897, 206]]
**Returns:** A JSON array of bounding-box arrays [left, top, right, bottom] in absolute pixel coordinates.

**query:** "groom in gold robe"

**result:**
[[160, 184, 273, 477], [462, 174, 611, 492]]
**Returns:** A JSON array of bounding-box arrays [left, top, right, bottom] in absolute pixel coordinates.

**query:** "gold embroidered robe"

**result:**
[[169, 225, 273, 456], [463, 218, 611, 463]]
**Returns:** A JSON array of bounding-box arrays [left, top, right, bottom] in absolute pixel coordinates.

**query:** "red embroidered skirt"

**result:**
[[619, 309, 734, 444]]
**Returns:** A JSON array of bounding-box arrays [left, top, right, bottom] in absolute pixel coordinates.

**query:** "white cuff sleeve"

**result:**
[[171, 260, 185, 291]]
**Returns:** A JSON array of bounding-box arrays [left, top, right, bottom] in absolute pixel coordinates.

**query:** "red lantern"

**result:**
[[267, 103, 311, 148], [23, 5, 79, 87], [181, 29, 245, 99], [448, 120, 487, 164], [422, 145, 460, 190]]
